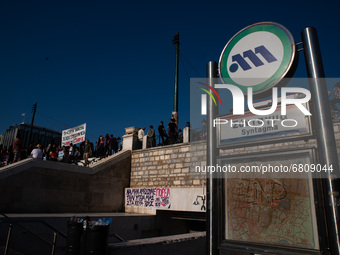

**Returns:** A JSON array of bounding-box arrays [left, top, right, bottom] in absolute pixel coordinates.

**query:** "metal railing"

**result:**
[[152, 128, 206, 147], [0, 213, 67, 255]]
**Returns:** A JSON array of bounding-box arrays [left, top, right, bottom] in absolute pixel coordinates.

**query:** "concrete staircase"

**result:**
[[0, 212, 206, 255]]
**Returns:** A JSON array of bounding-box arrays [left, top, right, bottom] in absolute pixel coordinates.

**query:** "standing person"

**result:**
[[178, 129, 183, 143], [107, 134, 113, 156], [7, 146, 14, 164], [58, 147, 64, 161], [104, 134, 110, 157], [83, 139, 92, 167], [45, 140, 54, 160], [90, 141, 94, 157], [73, 145, 81, 161], [30, 144, 43, 159], [113, 136, 119, 153], [158, 121, 168, 146], [138, 127, 145, 149], [26, 143, 34, 158], [68, 143, 74, 163], [109, 134, 118, 154], [79, 142, 84, 159], [2, 148, 10, 167], [117, 137, 122, 151], [96, 135, 105, 159], [62, 145, 70, 163], [147, 125, 155, 148], [95, 136, 100, 157], [167, 118, 178, 145], [49, 144, 58, 161], [12, 135, 23, 163]]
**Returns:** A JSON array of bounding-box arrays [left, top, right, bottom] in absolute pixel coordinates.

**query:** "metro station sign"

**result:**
[[219, 22, 297, 96]]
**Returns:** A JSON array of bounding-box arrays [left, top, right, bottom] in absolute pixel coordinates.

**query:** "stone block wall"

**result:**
[[130, 121, 340, 189], [131, 143, 205, 188]]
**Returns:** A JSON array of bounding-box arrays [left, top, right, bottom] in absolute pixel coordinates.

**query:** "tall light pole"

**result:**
[[26, 102, 37, 147], [172, 32, 179, 126]]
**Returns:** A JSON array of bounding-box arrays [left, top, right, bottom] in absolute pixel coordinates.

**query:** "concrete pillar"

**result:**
[[183, 127, 189, 143], [142, 135, 147, 149], [122, 127, 139, 150]]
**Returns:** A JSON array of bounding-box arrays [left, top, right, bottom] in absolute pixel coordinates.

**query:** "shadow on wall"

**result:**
[[0, 150, 131, 213]]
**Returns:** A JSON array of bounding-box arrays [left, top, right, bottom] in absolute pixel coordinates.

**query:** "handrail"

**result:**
[[0, 213, 67, 254], [1, 213, 67, 238]]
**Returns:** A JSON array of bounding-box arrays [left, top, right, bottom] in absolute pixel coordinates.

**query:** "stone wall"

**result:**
[[130, 142, 205, 188], [129, 121, 340, 189]]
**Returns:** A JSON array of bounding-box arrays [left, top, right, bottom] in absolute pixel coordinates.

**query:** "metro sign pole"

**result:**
[[302, 27, 340, 255], [206, 61, 219, 255]]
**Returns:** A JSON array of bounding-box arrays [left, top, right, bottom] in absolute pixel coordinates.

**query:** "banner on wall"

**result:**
[[125, 188, 170, 208]]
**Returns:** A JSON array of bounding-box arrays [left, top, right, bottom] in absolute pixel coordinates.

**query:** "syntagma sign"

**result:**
[[216, 99, 312, 148], [219, 22, 297, 97]]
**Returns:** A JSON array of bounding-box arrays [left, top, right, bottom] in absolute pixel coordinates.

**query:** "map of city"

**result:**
[[226, 177, 317, 249]]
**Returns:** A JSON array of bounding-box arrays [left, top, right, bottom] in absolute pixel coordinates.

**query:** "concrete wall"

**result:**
[[125, 187, 206, 214], [0, 150, 131, 213]]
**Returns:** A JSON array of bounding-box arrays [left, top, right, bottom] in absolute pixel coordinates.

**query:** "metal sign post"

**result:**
[[301, 27, 340, 255], [206, 61, 219, 255]]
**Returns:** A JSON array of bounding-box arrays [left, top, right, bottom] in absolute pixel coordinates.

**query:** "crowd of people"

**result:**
[[95, 134, 120, 158], [138, 119, 189, 148], [0, 118, 190, 168], [0, 133, 121, 168]]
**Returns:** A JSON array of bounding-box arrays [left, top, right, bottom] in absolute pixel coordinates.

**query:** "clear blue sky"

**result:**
[[1, 0, 339, 143]]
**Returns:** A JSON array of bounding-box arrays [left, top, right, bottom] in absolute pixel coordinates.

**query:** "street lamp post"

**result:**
[[172, 32, 179, 126], [26, 103, 37, 148]]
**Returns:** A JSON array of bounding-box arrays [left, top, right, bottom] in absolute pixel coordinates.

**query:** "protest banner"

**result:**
[[62, 123, 86, 146]]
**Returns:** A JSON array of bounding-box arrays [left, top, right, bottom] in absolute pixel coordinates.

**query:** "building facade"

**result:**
[[0, 123, 61, 149]]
